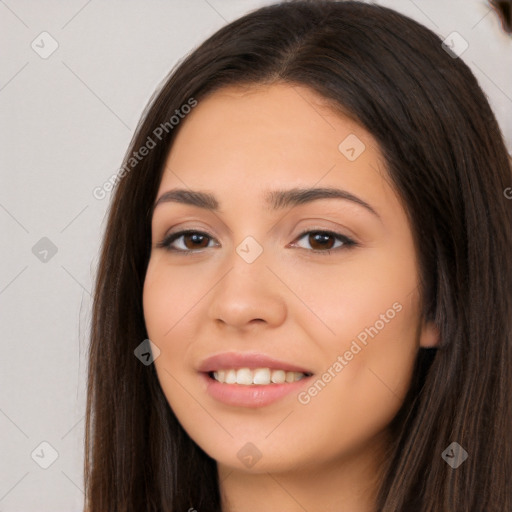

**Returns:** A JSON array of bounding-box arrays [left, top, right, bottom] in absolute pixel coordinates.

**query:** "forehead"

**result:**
[[158, 83, 401, 224], [164, 83, 369, 176]]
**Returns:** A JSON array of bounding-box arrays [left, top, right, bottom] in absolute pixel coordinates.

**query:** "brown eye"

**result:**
[[157, 230, 217, 252], [181, 233, 210, 250], [293, 230, 356, 253], [308, 232, 336, 250]]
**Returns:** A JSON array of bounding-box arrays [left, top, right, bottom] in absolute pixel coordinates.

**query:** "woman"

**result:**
[[84, 1, 512, 510]]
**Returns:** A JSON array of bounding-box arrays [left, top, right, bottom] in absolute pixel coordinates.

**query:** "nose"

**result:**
[[207, 250, 287, 331]]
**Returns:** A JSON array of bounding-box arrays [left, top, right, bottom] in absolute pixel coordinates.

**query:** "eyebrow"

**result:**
[[153, 187, 380, 219]]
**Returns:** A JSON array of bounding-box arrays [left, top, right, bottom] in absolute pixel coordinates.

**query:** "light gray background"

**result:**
[[1, 1, 510, 510]]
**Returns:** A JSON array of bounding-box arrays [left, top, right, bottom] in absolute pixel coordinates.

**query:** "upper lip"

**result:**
[[197, 352, 313, 374]]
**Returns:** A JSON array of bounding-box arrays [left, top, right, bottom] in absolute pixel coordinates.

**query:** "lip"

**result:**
[[199, 372, 313, 408], [197, 352, 313, 374], [197, 352, 314, 408]]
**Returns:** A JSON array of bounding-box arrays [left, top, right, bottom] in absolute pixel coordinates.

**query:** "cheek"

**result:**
[[143, 261, 202, 418], [290, 300, 419, 463], [315, 299, 418, 405], [335, 302, 419, 402], [313, 274, 420, 406], [142, 260, 199, 410], [143, 259, 214, 396], [290, 255, 420, 435], [143, 258, 204, 343]]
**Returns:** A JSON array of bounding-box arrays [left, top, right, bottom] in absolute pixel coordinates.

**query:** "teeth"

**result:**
[[253, 368, 271, 385], [212, 368, 308, 385], [271, 369, 286, 384], [236, 368, 253, 385], [225, 369, 237, 384]]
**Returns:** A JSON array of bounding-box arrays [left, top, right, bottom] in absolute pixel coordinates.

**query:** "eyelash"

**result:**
[[156, 228, 358, 255]]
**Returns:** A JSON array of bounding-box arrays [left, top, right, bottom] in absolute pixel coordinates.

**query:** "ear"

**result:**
[[419, 318, 440, 348]]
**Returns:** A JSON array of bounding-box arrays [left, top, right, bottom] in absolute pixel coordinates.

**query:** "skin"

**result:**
[[143, 82, 439, 512]]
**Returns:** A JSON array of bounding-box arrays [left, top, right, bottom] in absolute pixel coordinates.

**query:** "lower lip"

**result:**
[[200, 372, 313, 408]]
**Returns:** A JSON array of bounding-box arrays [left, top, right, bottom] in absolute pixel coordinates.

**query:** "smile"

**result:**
[[210, 368, 310, 385], [198, 352, 315, 407]]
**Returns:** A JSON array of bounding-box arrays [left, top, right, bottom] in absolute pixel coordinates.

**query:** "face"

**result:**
[[143, 82, 438, 476]]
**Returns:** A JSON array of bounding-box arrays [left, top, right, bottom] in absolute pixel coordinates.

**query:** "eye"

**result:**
[[291, 229, 357, 254], [156, 229, 357, 254], [156, 230, 218, 252]]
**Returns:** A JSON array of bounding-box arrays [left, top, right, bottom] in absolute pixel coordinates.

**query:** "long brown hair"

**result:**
[[84, 1, 512, 510]]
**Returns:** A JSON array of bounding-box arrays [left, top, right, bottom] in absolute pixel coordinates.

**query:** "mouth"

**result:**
[[198, 352, 315, 408], [207, 368, 312, 385]]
